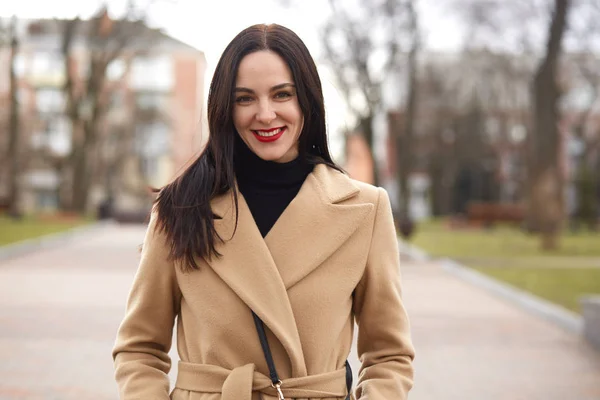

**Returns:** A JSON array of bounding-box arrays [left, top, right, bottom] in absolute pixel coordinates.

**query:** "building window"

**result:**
[[14, 53, 28, 77], [135, 122, 170, 157], [135, 91, 168, 110], [135, 121, 169, 182], [35, 88, 65, 113], [509, 124, 527, 144], [140, 156, 159, 180], [32, 114, 72, 156], [129, 55, 173, 91], [107, 59, 126, 81], [31, 52, 64, 76]]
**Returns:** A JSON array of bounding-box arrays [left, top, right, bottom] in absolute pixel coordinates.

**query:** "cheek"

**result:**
[[233, 108, 251, 129], [282, 104, 303, 130]]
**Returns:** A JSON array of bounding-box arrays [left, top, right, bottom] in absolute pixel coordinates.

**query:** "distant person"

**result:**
[[112, 23, 414, 400]]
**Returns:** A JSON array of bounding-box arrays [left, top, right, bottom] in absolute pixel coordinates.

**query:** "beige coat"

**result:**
[[112, 164, 415, 400]]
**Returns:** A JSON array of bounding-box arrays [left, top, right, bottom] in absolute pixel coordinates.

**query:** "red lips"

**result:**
[[252, 127, 286, 143]]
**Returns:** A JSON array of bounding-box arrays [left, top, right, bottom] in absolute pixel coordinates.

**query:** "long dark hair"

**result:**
[[154, 24, 341, 271]]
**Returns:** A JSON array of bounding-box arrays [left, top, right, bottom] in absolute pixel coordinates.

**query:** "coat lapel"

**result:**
[[207, 164, 372, 376], [265, 164, 373, 289], [209, 191, 308, 376]]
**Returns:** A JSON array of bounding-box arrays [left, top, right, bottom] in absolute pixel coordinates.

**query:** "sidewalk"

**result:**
[[1, 225, 599, 399], [0, 224, 141, 400], [402, 261, 600, 400]]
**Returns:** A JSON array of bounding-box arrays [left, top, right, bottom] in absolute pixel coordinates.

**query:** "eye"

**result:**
[[235, 95, 253, 104], [274, 91, 293, 100]]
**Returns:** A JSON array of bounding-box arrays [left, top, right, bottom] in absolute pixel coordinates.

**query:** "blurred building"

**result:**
[[0, 12, 207, 213], [344, 134, 375, 185], [374, 49, 600, 219]]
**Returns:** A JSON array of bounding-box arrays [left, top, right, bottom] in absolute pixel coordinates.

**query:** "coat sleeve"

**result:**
[[352, 187, 415, 399], [112, 210, 182, 399]]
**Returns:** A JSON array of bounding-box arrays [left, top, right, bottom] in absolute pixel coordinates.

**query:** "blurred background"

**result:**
[[1, 0, 599, 236], [1, 0, 599, 398]]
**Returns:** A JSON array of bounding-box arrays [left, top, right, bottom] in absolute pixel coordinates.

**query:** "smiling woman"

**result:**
[[112, 23, 415, 400], [233, 51, 304, 162]]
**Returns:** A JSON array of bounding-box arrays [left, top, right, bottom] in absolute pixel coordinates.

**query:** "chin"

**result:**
[[255, 151, 287, 162]]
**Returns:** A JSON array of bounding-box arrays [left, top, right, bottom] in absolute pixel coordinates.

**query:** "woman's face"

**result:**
[[233, 50, 304, 163]]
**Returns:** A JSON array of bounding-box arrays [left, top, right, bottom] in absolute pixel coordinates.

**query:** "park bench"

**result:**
[[112, 208, 151, 224], [0, 198, 10, 214], [466, 202, 525, 226]]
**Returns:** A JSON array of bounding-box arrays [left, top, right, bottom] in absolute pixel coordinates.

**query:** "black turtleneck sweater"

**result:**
[[234, 135, 314, 238]]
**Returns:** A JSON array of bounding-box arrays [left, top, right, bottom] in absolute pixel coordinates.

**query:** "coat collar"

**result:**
[[210, 163, 360, 218], [207, 164, 373, 377]]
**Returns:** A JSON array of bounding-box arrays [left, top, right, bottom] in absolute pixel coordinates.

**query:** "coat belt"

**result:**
[[175, 361, 349, 400]]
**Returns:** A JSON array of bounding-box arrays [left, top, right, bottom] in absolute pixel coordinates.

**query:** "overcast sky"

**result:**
[[2, 0, 464, 157]]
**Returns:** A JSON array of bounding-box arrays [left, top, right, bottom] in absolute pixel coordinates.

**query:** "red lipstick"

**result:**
[[252, 127, 286, 143]]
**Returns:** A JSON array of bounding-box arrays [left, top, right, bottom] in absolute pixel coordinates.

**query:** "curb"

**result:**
[[0, 220, 116, 263], [398, 238, 584, 335], [398, 240, 430, 263], [439, 258, 583, 334]]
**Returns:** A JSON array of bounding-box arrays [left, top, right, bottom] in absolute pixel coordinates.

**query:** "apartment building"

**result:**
[[0, 12, 207, 213]]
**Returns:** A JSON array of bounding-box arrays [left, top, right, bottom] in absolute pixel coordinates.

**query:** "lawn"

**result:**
[[471, 266, 600, 313], [411, 219, 600, 313], [0, 214, 91, 247]]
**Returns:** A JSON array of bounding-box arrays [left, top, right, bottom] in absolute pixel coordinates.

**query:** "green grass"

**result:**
[[411, 219, 600, 313], [472, 267, 600, 313], [0, 215, 91, 247], [412, 219, 600, 259]]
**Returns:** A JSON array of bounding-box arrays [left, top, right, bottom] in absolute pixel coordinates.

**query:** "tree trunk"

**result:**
[[65, 49, 107, 214], [71, 144, 91, 213], [429, 121, 449, 216], [71, 117, 101, 213], [528, 0, 570, 250], [7, 17, 21, 217], [397, 7, 419, 222]]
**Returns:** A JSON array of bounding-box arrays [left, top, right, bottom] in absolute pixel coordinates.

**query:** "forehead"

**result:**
[[236, 50, 294, 87]]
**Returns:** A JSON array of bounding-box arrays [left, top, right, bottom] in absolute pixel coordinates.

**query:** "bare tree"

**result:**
[[100, 96, 172, 205], [395, 0, 419, 228], [452, 0, 574, 249], [2, 16, 22, 217], [59, 1, 163, 213], [320, 0, 410, 185], [528, 0, 571, 249], [419, 63, 460, 216]]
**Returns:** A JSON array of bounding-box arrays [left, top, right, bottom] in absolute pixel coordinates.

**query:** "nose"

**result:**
[[255, 100, 276, 124]]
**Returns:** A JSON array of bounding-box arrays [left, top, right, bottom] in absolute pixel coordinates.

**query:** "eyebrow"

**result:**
[[234, 83, 296, 93]]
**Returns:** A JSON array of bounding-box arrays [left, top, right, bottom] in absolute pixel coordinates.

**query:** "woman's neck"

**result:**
[[233, 135, 312, 190]]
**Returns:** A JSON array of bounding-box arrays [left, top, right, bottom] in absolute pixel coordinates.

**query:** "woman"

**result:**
[[112, 24, 415, 400]]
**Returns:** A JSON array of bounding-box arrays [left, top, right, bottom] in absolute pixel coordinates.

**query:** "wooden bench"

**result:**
[[0, 198, 10, 214], [112, 209, 151, 224], [466, 202, 525, 226]]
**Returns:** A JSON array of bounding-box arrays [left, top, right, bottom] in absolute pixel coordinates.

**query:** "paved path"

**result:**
[[1, 224, 599, 399], [402, 262, 600, 400]]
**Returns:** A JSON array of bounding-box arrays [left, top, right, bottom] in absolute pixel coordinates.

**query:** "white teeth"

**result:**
[[254, 127, 283, 137]]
